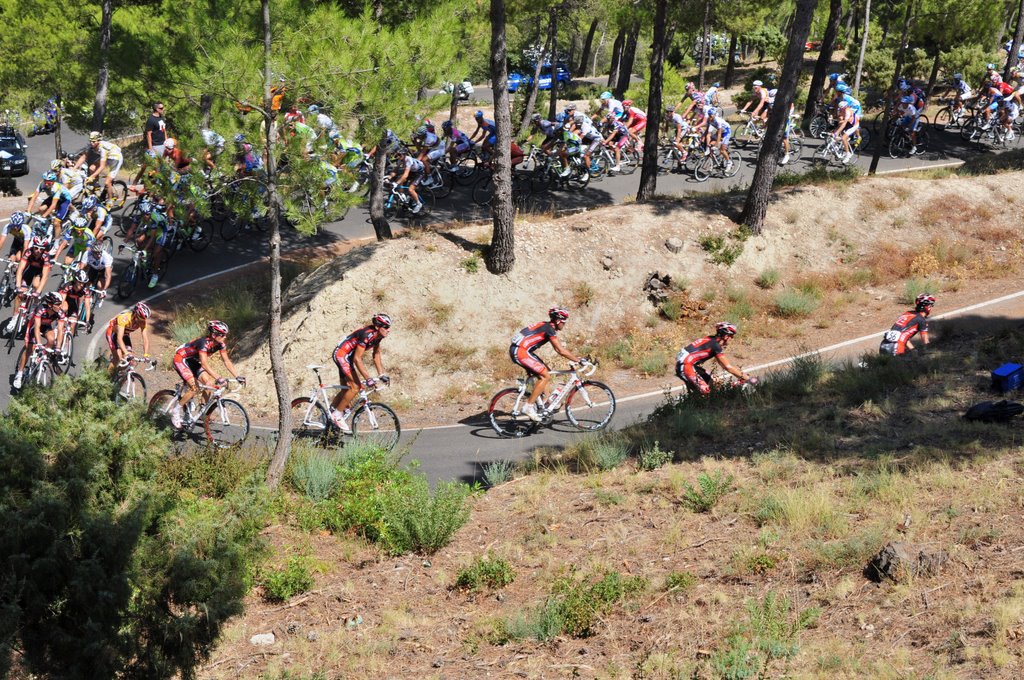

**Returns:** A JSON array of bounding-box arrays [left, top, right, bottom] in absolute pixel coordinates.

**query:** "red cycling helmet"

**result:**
[[133, 302, 152, 319], [208, 319, 229, 336], [549, 307, 570, 322], [715, 321, 738, 337], [915, 293, 936, 311], [622, 99, 633, 107], [372, 313, 392, 329]]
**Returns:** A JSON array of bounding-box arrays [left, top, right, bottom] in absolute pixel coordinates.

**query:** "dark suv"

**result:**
[[0, 125, 29, 177]]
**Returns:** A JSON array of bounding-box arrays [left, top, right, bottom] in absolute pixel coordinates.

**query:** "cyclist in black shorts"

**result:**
[[58, 270, 92, 332], [0, 211, 32, 261]]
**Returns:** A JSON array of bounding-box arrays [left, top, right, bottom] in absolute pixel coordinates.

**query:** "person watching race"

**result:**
[[880, 294, 934, 356], [676, 322, 754, 395], [84, 132, 123, 196], [330, 314, 392, 433], [169, 320, 245, 429], [509, 307, 589, 423], [12, 291, 66, 389], [105, 302, 152, 374], [388, 149, 425, 214]]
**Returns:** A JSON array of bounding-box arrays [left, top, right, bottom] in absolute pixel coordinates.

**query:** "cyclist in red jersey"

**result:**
[[169, 320, 245, 428], [509, 307, 589, 422], [880, 294, 934, 356], [331, 313, 392, 432], [13, 291, 66, 389], [675, 322, 754, 395]]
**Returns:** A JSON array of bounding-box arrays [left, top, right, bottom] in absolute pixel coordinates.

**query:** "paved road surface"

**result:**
[[4, 115, 1016, 483]]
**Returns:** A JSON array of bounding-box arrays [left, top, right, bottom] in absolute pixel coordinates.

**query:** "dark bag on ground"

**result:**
[[963, 400, 1024, 423]]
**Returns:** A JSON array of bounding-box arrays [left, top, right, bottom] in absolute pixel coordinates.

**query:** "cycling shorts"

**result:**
[[613, 135, 629, 148], [20, 265, 43, 288], [103, 157, 124, 180], [675, 360, 712, 395], [454, 140, 471, 154], [843, 122, 860, 137], [155, 226, 175, 248], [64, 295, 83, 318], [718, 126, 732, 142], [54, 198, 72, 221], [584, 134, 602, 153], [86, 266, 106, 286], [565, 142, 582, 157], [24, 321, 58, 344], [8, 233, 24, 256], [406, 171, 422, 187], [427, 148, 445, 163], [509, 344, 547, 377], [105, 323, 133, 356], [898, 115, 920, 131], [879, 340, 901, 356], [486, 134, 497, 146], [333, 345, 357, 382], [628, 120, 646, 133], [173, 353, 204, 384]]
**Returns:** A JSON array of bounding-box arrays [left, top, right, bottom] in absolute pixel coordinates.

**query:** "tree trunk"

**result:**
[[607, 29, 625, 87], [577, 19, 599, 76], [615, 22, 639, 97], [869, 0, 914, 174], [91, 0, 113, 132], [518, 16, 550, 136], [739, 0, 820, 234], [853, 0, 871, 96], [593, 25, 606, 77], [698, 0, 711, 89], [926, 50, 941, 95], [548, 12, 560, 122], [723, 33, 739, 87], [200, 94, 213, 128], [637, 0, 668, 203], [369, 144, 392, 240], [802, 0, 843, 132], [1004, 0, 1024, 81], [846, 3, 857, 45], [486, 0, 515, 274], [262, 0, 292, 490]]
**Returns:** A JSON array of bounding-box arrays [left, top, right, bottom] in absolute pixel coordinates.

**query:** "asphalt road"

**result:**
[[4, 115, 1015, 483]]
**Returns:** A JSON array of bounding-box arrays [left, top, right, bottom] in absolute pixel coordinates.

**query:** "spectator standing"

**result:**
[[145, 102, 168, 157]]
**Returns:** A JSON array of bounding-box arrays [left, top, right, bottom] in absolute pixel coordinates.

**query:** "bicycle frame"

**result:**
[[296, 365, 383, 430], [510, 362, 597, 416]]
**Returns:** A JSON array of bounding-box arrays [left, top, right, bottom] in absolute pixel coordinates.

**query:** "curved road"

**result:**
[[4, 118, 1014, 483]]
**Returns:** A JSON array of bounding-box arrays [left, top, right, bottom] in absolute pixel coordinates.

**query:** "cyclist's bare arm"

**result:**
[[55, 320, 66, 350], [351, 344, 373, 383], [33, 317, 45, 346], [715, 354, 749, 381], [140, 326, 151, 356], [550, 336, 581, 364], [218, 348, 240, 379], [371, 345, 384, 376], [35, 265, 51, 293]]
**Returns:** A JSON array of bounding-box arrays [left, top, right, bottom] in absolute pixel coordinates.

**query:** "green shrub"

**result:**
[[773, 289, 820, 318], [380, 478, 473, 555], [639, 350, 669, 376], [699, 234, 725, 252], [774, 165, 862, 188], [482, 459, 515, 487], [745, 552, 778, 574], [756, 268, 780, 289], [594, 488, 624, 506], [262, 555, 316, 602], [638, 440, 672, 471], [764, 353, 825, 399], [158, 447, 266, 498], [461, 253, 481, 273], [287, 443, 339, 502], [711, 592, 821, 679], [901, 277, 940, 305], [664, 571, 698, 592], [327, 441, 416, 541], [659, 298, 682, 320], [455, 553, 516, 592], [554, 571, 649, 638], [575, 435, 630, 471], [680, 471, 734, 512]]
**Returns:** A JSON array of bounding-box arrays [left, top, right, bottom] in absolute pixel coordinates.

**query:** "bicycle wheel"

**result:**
[[888, 132, 908, 159], [565, 380, 616, 431], [567, 163, 590, 190], [427, 169, 453, 199], [351, 402, 401, 451], [809, 115, 828, 139], [115, 262, 138, 300], [620, 149, 640, 174], [723, 150, 741, 177], [187, 220, 214, 252], [204, 398, 250, 448], [960, 117, 981, 142], [933, 106, 953, 131], [453, 157, 478, 186], [488, 387, 536, 438], [52, 333, 73, 375], [856, 127, 871, 153], [657, 147, 676, 173], [693, 155, 713, 182], [220, 215, 242, 241], [788, 135, 803, 160], [107, 180, 129, 212], [589, 153, 609, 179], [115, 372, 147, 404], [31, 361, 53, 388], [733, 123, 755, 149], [471, 175, 495, 206], [290, 396, 330, 443], [148, 390, 178, 428], [917, 127, 930, 152], [529, 166, 552, 193]]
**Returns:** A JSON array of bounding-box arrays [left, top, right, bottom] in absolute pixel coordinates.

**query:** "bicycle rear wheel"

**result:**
[[471, 175, 495, 206], [290, 397, 330, 443], [204, 398, 250, 448], [115, 262, 138, 300], [53, 333, 73, 375], [148, 390, 178, 428], [115, 372, 147, 404], [187, 221, 214, 252], [565, 380, 616, 431], [220, 215, 242, 241], [887, 133, 908, 158], [488, 387, 536, 438], [351, 402, 401, 451], [453, 157, 478, 186]]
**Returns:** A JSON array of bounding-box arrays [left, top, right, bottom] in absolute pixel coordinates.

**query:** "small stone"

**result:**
[[286, 621, 301, 635], [306, 631, 319, 642], [422, 560, 432, 568], [433, 660, 444, 668], [250, 633, 276, 646], [601, 256, 614, 270], [496, 592, 505, 602], [665, 237, 684, 253]]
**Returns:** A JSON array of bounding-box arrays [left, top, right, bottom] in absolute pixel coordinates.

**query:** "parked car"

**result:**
[[442, 79, 475, 100], [508, 63, 570, 93], [0, 125, 29, 177]]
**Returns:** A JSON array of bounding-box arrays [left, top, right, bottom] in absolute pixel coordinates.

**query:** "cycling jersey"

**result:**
[[838, 93, 862, 115], [676, 335, 725, 395], [478, 118, 496, 134], [604, 98, 624, 119], [767, 88, 778, 106], [608, 120, 629, 138], [333, 325, 383, 380], [26, 305, 65, 342], [38, 181, 73, 204], [509, 321, 557, 376], [952, 80, 971, 96], [176, 336, 225, 359], [58, 282, 89, 315], [879, 311, 928, 355], [709, 115, 731, 138], [403, 156, 424, 174], [104, 310, 145, 355], [625, 108, 647, 129], [669, 113, 686, 129], [21, 245, 52, 270], [97, 141, 122, 162], [87, 205, 112, 234], [537, 120, 557, 139], [1, 220, 30, 242]]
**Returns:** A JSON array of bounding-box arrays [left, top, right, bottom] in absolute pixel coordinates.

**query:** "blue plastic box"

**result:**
[[992, 363, 1024, 393]]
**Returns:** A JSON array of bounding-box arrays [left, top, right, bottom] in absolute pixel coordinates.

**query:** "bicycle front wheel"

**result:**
[[115, 372, 147, 404], [565, 380, 616, 431], [887, 133, 908, 159], [290, 396, 329, 443], [693, 155, 713, 182], [488, 387, 535, 438], [53, 333, 73, 375], [115, 262, 138, 300], [31, 361, 53, 388], [471, 175, 495, 206], [351, 402, 401, 451], [204, 398, 250, 448], [723, 150, 741, 177], [107, 180, 128, 212]]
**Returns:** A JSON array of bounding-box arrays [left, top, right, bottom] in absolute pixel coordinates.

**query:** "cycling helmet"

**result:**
[[915, 293, 936, 311], [164, 138, 176, 150], [138, 198, 153, 215], [685, 81, 695, 90], [42, 171, 57, 183], [573, 113, 585, 123], [622, 99, 633, 107], [49, 159, 62, 171], [987, 63, 997, 70], [9, 211, 25, 227], [70, 215, 90, 230], [234, 133, 246, 144], [308, 104, 319, 113], [425, 122, 435, 133], [415, 124, 428, 137], [752, 80, 763, 87], [900, 95, 914, 104], [953, 73, 963, 81], [565, 104, 577, 114], [835, 83, 851, 93], [898, 81, 910, 91], [531, 113, 542, 122], [828, 73, 841, 82], [372, 313, 392, 329], [90, 240, 105, 253], [711, 82, 720, 88], [715, 321, 738, 337], [208, 319, 229, 335], [600, 91, 612, 100], [705, 107, 718, 117], [43, 291, 63, 307], [130, 302, 150, 319], [665, 105, 676, 113], [605, 113, 615, 121], [73, 269, 89, 284], [81, 196, 98, 211], [30, 235, 50, 250], [441, 120, 453, 131], [474, 110, 484, 119], [88, 131, 102, 142], [837, 100, 849, 109], [549, 307, 570, 322]]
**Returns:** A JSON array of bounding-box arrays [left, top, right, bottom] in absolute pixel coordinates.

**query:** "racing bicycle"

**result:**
[[290, 364, 401, 451], [148, 378, 250, 448], [113, 354, 157, 404], [488, 360, 615, 438]]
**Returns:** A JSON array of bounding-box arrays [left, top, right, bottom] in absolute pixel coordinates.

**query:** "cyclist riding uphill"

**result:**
[[388, 149, 425, 214], [170, 320, 245, 429], [469, 110, 497, 158], [106, 302, 152, 374], [12, 291, 67, 389], [879, 294, 934, 356], [509, 307, 590, 422], [676, 322, 755, 396], [330, 313, 392, 434]]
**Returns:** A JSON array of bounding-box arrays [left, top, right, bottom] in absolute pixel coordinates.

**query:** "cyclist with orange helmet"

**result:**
[[676, 322, 754, 395], [330, 313, 393, 433], [105, 301, 152, 373], [880, 294, 934, 356], [169, 320, 244, 429], [509, 307, 589, 422]]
